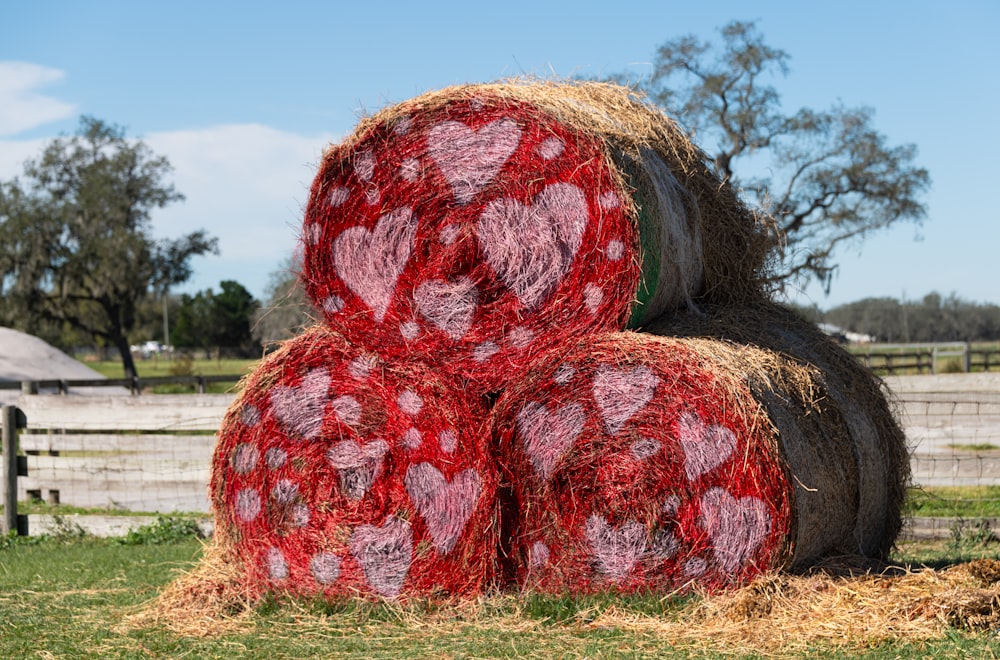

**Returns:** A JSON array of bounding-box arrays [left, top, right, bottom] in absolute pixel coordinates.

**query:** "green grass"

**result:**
[[1, 533, 998, 658], [904, 486, 1000, 518], [84, 357, 258, 380]]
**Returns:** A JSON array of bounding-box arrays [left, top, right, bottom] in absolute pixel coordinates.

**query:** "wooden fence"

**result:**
[[1, 394, 233, 535], [856, 343, 1000, 375]]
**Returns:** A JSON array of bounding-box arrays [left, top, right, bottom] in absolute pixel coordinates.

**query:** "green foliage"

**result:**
[[948, 518, 997, 554], [0, 116, 218, 378], [618, 20, 929, 293], [823, 292, 1000, 342], [252, 255, 316, 347], [113, 515, 206, 545], [172, 280, 259, 356]]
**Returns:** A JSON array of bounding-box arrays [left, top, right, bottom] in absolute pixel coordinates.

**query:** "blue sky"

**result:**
[[2, 0, 997, 309]]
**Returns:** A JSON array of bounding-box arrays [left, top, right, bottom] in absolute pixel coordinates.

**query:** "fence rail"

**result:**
[[3, 377, 1000, 538], [855, 343, 1000, 375], [0, 374, 243, 395]]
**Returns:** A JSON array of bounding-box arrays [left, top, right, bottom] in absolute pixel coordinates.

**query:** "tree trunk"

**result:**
[[114, 335, 139, 381]]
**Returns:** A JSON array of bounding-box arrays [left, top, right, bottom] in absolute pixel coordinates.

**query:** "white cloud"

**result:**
[[146, 124, 339, 297], [0, 122, 340, 299], [0, 61, 76, 137]]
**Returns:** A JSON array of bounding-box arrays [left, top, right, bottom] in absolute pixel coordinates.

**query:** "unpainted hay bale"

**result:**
[[301, 79, 773, 392], [491, 333, 800, 594], [645, 302, 909, 559], [210, 325, 498, 600]]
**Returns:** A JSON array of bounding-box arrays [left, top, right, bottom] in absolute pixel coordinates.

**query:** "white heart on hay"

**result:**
[[678, 412, 737, 480], [517, 401, 586, 480], [270, 367, 331, 440], [349, 516, 413, 597], [333, 206, 418, 322], [327, 439, 390, 500], [591, 365, 660, 435], [477, 182, 588, 310], [310, 552, 342, 585], [698, 487, 772, 573], [585, 514, 647, 581], [404, 462, 481, 554], [427, 118, 521, 203], [414, 277, 479, 341]]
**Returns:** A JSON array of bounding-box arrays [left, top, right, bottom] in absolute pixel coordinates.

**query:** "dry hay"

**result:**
[[301, 78, 774, 392], [490, 332, 797, 594], [210, 325, 499, 600], [646, 301, 910, 559], [587, 559, 1000, 655]]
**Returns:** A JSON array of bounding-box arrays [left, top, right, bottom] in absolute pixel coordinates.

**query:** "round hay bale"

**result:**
[[491, 333, 797, 594], [210, 325, 499, 600], [301, 79, 773, 392], [645, 302, 909, 559]]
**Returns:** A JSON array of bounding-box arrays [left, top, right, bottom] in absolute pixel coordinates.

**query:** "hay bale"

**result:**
[[301, 79, 773, 392], [645, 302, 909, 559], [491, 333, 802, 594], [210, 325, 499, 600]]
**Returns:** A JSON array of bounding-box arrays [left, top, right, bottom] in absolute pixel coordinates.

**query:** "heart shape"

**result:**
[[333, 207, 418, 322], [404, 462, 482, 554], [699, 487, 772, 573], [270, 368, 330, 440], [517, 401, 586, 480], [585, 515, 647, 581], [591, 365, 660, 435], [349, 516, 413, 597], [327, 439, 390, 500], [414, 277, 479, 341], [427, 118, 521, 203], [477, 182, 588, 310], [677, 412, 737, 480]]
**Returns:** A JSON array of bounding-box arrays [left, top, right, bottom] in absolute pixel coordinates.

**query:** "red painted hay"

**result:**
[[301, 80, 772, 392], [210, 326, 498, 600], [646, 302, 910, 559], [491, 333, 795, 594]]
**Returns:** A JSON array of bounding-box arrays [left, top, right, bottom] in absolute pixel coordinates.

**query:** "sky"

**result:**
[[1, 0, 997, 310]]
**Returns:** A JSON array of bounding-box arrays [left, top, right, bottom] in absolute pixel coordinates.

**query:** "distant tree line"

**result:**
[[793, 293, 1000, 343]]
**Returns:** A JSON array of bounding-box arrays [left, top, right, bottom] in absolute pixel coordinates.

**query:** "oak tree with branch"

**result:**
[[0, 116, 218, 379], [624, 20, 930, 293]]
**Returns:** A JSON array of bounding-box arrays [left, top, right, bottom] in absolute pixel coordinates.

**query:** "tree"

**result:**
[[622, 21, 930, 292], [0, 116, 218, 379], [251, 256, 316, 348], [171, 280, 260, 357]]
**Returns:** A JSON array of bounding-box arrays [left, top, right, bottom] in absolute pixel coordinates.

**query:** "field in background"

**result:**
[[1, 530, 998, 658], [86, 356, 258, 380]]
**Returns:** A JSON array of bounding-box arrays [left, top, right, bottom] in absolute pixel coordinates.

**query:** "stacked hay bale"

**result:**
[[206, 78, 906, 604], [300, 80, 773, 392]]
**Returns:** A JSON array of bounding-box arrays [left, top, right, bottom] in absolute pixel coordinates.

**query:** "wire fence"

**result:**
[[2, 379, 1000, 540]]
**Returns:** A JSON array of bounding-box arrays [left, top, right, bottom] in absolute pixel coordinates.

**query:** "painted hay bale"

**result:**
[[210, 325, 498, 600], [645, 302, 910, 559], [491, 333, 798, 594], [301, 79, 773, 392]]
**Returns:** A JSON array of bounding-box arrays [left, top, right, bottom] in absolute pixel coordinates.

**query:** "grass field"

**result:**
[[1, 524, 998, 659], [84, 356, 258, 393]]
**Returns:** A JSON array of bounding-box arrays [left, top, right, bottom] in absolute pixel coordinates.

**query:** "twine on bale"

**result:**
[[210, 325, 499, 601], [645, 301, 910, 559], [491, 332, 797, 595], [301, 79, 774, 392]]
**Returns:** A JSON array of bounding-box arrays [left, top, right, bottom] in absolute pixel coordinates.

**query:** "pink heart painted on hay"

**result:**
[[333, 207, 418, 322], [414, 277, 479, 341], [270, 368, 330, 440], [678, 412, 737, 481], [349, 516, 413, 597], [427, 118, 521, 204], [517, 401, 586, 480], [591, 365, 660, 435], [477, 182, 589, 310], [404, 462, 481, 554], [585, 515, 647, 581], [699, 487, 772, 573], [327, 439, 390, 500]]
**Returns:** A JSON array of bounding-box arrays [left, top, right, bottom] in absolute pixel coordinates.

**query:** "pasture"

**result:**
[[2, 528, 999, 658]]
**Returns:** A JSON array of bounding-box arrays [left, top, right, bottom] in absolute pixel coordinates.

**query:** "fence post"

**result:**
[[2, 405, 27, 535]]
